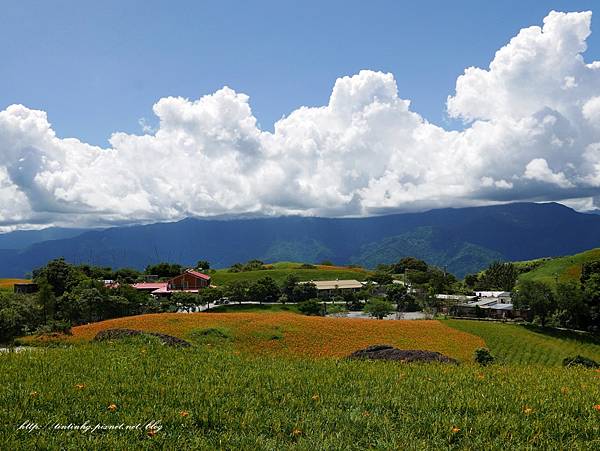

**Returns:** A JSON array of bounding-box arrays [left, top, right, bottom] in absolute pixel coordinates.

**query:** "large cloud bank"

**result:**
[[2, 10, 600, 230]]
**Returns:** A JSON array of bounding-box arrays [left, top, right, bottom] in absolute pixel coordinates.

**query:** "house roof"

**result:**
[[132, 282, 168, 290], [181, 269, 211, 280], [151, 286, 201, 294], [302, 279, 363, 290], [475, 291, 511, 297]]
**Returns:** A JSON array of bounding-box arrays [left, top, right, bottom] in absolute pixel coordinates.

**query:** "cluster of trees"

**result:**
[[228, 260, 269, 273], [0, 258, 184, 343], [464, 262, 519, 292], [511, 261, 600, 332]]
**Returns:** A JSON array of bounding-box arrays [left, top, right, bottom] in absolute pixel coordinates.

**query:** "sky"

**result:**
[[2, 1, 600, 230]]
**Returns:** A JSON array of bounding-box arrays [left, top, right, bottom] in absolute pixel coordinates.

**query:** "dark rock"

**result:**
[[348, 344, 458, 364], [93, 328, 191, 347]]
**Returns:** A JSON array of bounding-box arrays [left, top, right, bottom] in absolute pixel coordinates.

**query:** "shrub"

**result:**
[[474, 347, 495, 366], [562, 355, 599, 369], [35, 320, 72, 336], [364, 298, 394, 319], [298, 299, 322, 316]]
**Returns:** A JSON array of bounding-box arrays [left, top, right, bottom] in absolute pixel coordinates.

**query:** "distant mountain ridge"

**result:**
[[1, 202, 600, 278]]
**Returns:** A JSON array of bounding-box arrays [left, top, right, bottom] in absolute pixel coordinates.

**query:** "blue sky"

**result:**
[[2, 0, 599, 146], [2, 2, 600, 229]]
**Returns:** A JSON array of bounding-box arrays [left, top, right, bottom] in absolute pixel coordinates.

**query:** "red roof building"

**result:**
[[131, 269, 211, 296]]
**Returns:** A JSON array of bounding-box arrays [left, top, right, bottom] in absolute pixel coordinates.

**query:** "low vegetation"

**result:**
[[445, 320, 600, 366], [2, 337, 600, 448]]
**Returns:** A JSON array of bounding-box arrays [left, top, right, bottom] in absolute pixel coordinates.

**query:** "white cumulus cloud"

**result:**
[[1, 10, 600, 230]]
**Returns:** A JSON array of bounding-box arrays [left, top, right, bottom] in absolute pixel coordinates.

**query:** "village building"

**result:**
[[300, 279, 364, 298], [13, 283, 39, 294], [132, 269, 211, 296]]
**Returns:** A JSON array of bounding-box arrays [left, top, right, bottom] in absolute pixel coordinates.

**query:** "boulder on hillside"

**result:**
[[93, 328, 191, 348], [348, 344, 458, 364]]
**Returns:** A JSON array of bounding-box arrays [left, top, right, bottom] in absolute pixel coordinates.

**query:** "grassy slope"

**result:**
[[516, 248, 600, 287], [210, 262, 371, 286], [1, 341, 599, 449], [445, 319, 600, 365]]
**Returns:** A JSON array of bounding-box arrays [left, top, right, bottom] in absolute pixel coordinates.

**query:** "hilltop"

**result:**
[[209, 262, 371, 286], [2, 202, 600, 278]]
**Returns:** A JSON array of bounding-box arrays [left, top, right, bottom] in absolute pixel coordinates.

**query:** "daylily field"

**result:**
[[25, 312, 485, 361], [3, 313, 600, 449]]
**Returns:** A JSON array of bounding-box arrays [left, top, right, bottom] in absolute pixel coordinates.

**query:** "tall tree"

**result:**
[[513, 280, 556, 326]]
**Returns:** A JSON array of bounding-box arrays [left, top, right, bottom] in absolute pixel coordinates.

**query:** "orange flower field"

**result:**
[[0, 278, 31, 289], [34, 312, 485, 361]]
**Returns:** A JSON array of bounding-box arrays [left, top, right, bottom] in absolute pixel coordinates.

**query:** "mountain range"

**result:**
[[1, 202, 600, 278]]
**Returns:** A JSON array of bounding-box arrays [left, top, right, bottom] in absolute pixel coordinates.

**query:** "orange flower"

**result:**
[[523, 406, 533, 415], [292, 428, 302, 437], [107, 404, 117, 412], [180, 411, 189, 417], [311, 394, 320, 401], [74, 384, 85, 390], [147, 428, 158, 437], [30, 391, 39, 398], [593, 404, 600, 412], [451, 426, 461, 433]]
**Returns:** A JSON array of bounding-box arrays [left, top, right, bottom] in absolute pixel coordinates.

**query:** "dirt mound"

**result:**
[[348, 344, 458, 364], [93, 328, 191, 347]]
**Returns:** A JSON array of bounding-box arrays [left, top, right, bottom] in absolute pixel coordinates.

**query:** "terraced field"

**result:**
[[446, 319, 600, 365]]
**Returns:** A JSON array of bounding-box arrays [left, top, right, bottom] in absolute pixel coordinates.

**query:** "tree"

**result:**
[[199, 287, 223, 307], [363, 298, 394, 319], [196, 260, 210, 271], [0, 293, 42, 343], [33, 258, 80, 297], [513, 280, 556, 326], [226, 280, 251, 304], [385, 284, 408, 312], [291, 282, 318, 303], [391, 257, 429, 274], [464, 273, 479, 288], [282, 275, 299, 298], [580, 260, 600, 285], [555, 281, 588, 330], [144, 262, 182, 279], [367, 271, 393, 286], [583, 273, 600, 332], [428, 268, 456, 294], [36, 279, 56, 323], [113, 268, 142, 283], [250, 277, 280, 304], [298, 299, 322, 316], [478, 262, 518, 291]]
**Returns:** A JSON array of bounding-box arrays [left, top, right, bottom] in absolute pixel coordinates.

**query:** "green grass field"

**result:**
[[445, 319, 600, 366], [2, 337, 599, 449], [210, 262, 371, 286], [516, 248, 600, 287]]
